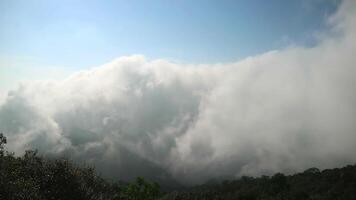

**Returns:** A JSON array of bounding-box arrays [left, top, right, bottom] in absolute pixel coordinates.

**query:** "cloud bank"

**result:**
[[1, 0, 356, 185]]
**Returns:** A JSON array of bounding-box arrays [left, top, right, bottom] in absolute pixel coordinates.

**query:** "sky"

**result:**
[[0, 0, 340, 91], [1, 0, 356, 186]]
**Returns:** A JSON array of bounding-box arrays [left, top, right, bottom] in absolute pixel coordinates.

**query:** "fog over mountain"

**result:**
[[1, 0, 356, 185]]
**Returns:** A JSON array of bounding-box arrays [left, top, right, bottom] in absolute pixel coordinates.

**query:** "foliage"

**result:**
[[0, 133, 159, 200], [121, 177, 160, 200], [0, 133, 6, 156], [160, 165, 356, 200], [1, 132, 356, 200]]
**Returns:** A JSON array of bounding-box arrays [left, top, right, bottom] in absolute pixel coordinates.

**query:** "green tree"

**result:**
[[121, 177, 160, 200]]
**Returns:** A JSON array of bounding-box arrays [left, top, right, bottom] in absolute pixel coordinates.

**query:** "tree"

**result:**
[[0, 133, 6, 157], [121, 177, 160, 200]]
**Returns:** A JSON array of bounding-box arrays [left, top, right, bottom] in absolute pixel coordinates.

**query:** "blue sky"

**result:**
[[0, 0, 340, 90]]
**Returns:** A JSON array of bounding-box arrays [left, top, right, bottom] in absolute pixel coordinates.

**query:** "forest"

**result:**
[[1, 133, 356, 200]]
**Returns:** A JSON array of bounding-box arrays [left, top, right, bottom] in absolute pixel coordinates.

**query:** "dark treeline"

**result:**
[[0, 133, 159, 200], [1, 132, 356, 200], [161, 166, 356, 200]]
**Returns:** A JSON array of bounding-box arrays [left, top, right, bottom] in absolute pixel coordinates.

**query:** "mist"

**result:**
[[1, 0, 356, 185]]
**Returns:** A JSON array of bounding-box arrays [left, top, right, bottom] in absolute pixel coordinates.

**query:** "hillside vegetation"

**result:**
[[1, 133, 356, 200]]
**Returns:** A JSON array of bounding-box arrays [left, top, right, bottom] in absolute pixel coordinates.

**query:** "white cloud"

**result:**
[[1, 0, 356, 185]]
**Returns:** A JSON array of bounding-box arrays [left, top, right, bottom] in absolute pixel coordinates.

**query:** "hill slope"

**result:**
[[1, 133, 356, 200]]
